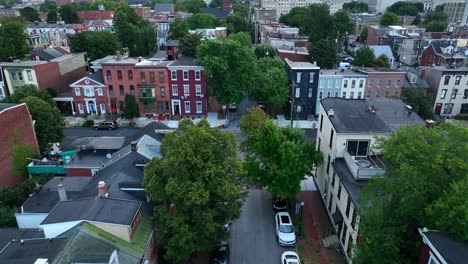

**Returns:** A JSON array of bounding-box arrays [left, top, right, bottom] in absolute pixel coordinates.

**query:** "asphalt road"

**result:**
[[230, 189, 291, 264], [62, 127, 140, 150]]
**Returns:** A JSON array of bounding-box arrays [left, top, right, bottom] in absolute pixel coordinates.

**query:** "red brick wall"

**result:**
[[278, 51, 308, 62], [56, 0, 93, 7], [135, 67, 171, 116], [129, 211, 141, 240], [66, 168, 92, 177], [168, 68, 208, 117], [77, 10, 115, 22], [0, 104, 39, 187], [367, 26, 380, 45], [34, 63, 88, 94], [102, 63, 138, 114], [365, 72, 406, 99], [421, 45, 438, 67]]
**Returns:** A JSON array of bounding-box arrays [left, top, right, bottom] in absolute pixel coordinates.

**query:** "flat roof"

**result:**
[[332, 159, 368, 206], [0, 61, 48, 67], [102, 57, 140, 65], [49, 53, 85, 62], [71, 137, 125, 150], [65, 150, 111, 169], [285, 58, 319, 70]]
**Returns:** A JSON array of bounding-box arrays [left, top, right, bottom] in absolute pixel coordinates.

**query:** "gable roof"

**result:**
[[154, 3, 173, 13], [41, 197, 141, 226], [422, 230, 468, 264], [201, 8, 229, 19], [124, 121, 170, 145], [367, 98, 425, 131], [0, 228, 44, 252], [0, 237, 68, 264], [368, 45, 394, 59], [70, 71, 105, 87]]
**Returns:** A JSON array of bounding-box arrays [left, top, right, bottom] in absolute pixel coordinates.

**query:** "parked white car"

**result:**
[[275, 212, 296, 246], [281, 251, 301, 264]]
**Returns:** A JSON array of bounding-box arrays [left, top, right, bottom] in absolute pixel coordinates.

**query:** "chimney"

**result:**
[[138, 56, 142, 62], [130, 141, 138, 152], [57, 183, 67, 201], [115, 51, 122, 60], [425, 119, 436, 128], [97, 181, 108, 197]]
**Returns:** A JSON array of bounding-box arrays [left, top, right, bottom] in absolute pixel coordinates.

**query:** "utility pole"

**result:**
[[290, 81, 296, 128]]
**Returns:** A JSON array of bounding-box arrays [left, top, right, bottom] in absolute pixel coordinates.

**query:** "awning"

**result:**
[[332, 210, 344, 225]]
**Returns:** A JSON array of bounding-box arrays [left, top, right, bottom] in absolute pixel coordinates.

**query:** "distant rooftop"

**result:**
[[0, 237, 68, 264], [49, 53, 86, 62], [102, 57, 140, 65], [136, 59, 171, 67], [368, 98, 425, 131], [285, 58, 319, 70], [0, 60, 48, 67], [319, 69, 366, 76], [168, 56, 200, 67], [201, 7, 229, 19], [65, 150, 111, 169]]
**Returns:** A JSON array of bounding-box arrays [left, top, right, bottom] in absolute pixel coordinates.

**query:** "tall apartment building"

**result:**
[[261, 0, 351, 20]]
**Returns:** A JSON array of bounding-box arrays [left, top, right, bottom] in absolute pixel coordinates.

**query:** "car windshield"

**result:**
[[280, 224, 294, 233]]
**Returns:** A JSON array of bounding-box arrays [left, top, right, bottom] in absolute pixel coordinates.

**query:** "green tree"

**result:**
[[401, 89, 435, 120], [342, 2, 369, 13], [310, 38, 337, 69], [59, 4, 80, 23], [226, 15, 249, 33], [70, 31, 122, 61], [422, 7, 448, 31], [196, 39, 259, 105], [0, 18, 31, 61], [46, 10, 58, 22], [0, 206, 16, 227], [21, 96, 64, 149], [187, 13, 219, 30], [208, 0, 221, 8], [232, 2, 247, 18], [303, 4, 334, 42], [144, 119, 244, 263], [123, 94, 139, 121], [241, 111, 322, 199], [168, 17, 189, 40], [355, 124, 468, 263], [90, 0, 126, 11], [20, 7, 40, 21], [380, 11, 400, 26], [360, 26, 368, 42], [11, 143, 37, 177], [388, 2, 423, 16], [412, 14, 421, 25], [252, 58, 289, 110], [178, 32, 202, 56], [2, 85, 55, 106], [227, 31, 251, 47], [424, 20, 447, 32], [279, 7, 308, 28], [333, 10, 354, 37], [371, 54, 389, 67], [254, 44, 275, 59], [353, 46, 376, 67], [175, 0, 207, 13], [39, 0, 57, 12]]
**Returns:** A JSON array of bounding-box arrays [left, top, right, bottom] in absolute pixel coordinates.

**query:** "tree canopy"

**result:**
[[353, 46, 376, 67], [227, 32, 251, 47], [343, 2, 369, 13], [2, 85, 55, 106], [178, 32, 203, 56], [380, 11, 400, 26], [241, 109, 322, 199], [254, 44, 276, 59], [0, 18, 31, 61], [355, 124, 468, 263], [226, 15, 249, 33], [59, 4, 80, 24], [70, 31, 122, 61], [371, 54, 389, 67], [388, 2, 423, 16], [310, 38, 338, 69], [252, 58, 290, 110], [401, 89, 435, 120], [46, 10, 58, 22], [422, 7, 448, 32], [186, 13, 219, 30], [196, 39, 258, 104], [21, 96, 64, 149], [20, 7, 40, 21], [168, 18, 189, 40], [175, 0, 207, 13], [123, 94, 139, 120], [144, 119, 244, 263]]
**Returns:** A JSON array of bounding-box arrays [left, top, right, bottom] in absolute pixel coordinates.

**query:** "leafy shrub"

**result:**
[[82, 119, 95, 127]]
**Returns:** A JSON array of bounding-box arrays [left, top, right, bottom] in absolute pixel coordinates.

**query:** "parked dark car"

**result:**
[[94, 121, 118, 130], [273, 194, 288, 212], [210, 241, 229, 264]]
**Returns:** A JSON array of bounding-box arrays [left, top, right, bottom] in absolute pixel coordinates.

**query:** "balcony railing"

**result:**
[[343, 151, 385, 180]]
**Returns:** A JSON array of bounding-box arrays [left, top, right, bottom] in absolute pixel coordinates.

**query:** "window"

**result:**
[[117, 70, 122, 80], [385, 91, 389, 97], [196, 85, 202, 95], [84, 87, 94, 97], [171, 70, 177, 80], [319, 114, 323, 132], [160, 87, 165, 97], [358, 92, 362, 99], [368, 79, 373, 87], [185, 101, 190, 113], [331, 173, 336, 188], [296, 72, 302, 83], [195, 70, 201, 80], [347, 140, 369, 156], [343, 80, 348, 88], [128, 70, 133, 80], [109, 85, 114, 97], [106, 70, 112, 80], [296, 105, 302, 112], [18, 72, 23, 81], [130, 85, 135, 95], [184, 85, 189, 96], [319, 79, 324, 88], [295, 87, 300, 98], [26, 70, 33, 81], [196, 101, 202, 113], [158, 102, 165, 113], [159, 72, 164, 82], [143, 101, 155, 112], [308, 88, 313, 98], [326, 155, 331, 175], [444, 76, 450, 85], [119, 85, 124, 96], [327, 91, 331, 98], [329, 128, 334, 148], [351, 210, 357, 229], [451, 89, 458, 99], [10, 72, 17, 80], [97, 88, 103, 96], [443, 103, 454, 114], [78, 103, 84, 114], [342, 92, 347, 98], [335, 79, 341, 88], [183, 70, 189, 80], [394, 91, 399, 97], [345, 198, 351, 218], [139, 86, 155, 98], [350, 91, 354, 98], [464, 89, 468, 99], [377, 80, 382, 87], [334, 91, 339, 97], [319, 91, 323, 99], [140, 72, 146, 83], [359, 79, 364, 88], [100, 103, 106, 114], [341, 223, 348, 245], [440, 89, 447, 99], [328, 79, 333, 88], [461, 103, 468, 114], [75, 87, 81, 96], [309, 72, 314, 83], [172, 85, 178, 96], [366, 91, 371, 98], [376, 91, 381, 98], [337, 182, 342, 199], [396, 80, 401, 87], [149, 72, 155, 83], [386, 80, 391, 87], [351, 80, 356, 88]]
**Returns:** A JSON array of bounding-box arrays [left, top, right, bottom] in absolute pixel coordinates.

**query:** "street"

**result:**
[[230, 189, 291, 264]]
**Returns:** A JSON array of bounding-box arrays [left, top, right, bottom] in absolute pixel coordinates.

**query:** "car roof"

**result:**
[[276, 212, 290, 216]]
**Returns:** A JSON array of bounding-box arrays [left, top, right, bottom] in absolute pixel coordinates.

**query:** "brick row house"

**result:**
[[70, 71, 108, 116]]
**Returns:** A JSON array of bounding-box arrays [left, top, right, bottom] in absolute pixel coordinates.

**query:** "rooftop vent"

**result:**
[[406, 105, 413, 114], [328, 109, 334, 117], [98, 181, 108, 197]]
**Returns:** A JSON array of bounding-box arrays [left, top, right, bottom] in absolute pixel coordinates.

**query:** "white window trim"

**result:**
[[100, 103, 106, 114], [296, 72, 301, 83], [78, 103, 84, 114], [75, 87, 81, 96], [184, 84, 190, 96], [184, 101, 190, 113], [196, 84, 202, 95], [171, 70, 177, 80], [97, 88, 103, 96], [196, 101, 202, 113], [84, 87, 94, 97], [172, 85, 178, 96], [195, 70, 201, 81], [183, 70, 189, 81]]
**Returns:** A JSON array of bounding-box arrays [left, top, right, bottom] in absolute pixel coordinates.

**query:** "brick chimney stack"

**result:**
[[98, 181, 108, 197], [222, 0, 230, 14]]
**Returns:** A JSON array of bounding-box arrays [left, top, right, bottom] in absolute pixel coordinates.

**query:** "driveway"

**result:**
[[230, 189, 291, 264]]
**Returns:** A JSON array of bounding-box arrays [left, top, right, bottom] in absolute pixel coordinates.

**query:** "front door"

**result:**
[[174, 102, 180, 116], [435, 103, 442, 116], [87, 101, 96, 115], [111, 102, 117, 114]]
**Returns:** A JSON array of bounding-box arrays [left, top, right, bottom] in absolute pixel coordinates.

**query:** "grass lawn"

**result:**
[[82, 217, 153, 257]]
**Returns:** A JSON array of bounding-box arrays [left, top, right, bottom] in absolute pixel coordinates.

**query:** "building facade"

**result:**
[[70, 71, 108, 116], [421, 42, 468, 67], [285, 58, 320, 119], [317, 71, 343, 115], [167, 57, 208, 118], [356, 68, 405, 99]]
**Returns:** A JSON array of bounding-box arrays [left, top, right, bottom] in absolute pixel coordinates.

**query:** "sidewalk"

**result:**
[[296, 191, 345, 264]]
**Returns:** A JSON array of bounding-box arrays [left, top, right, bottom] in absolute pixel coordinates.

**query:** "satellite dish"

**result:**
[[106, 153, 112, 159]]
